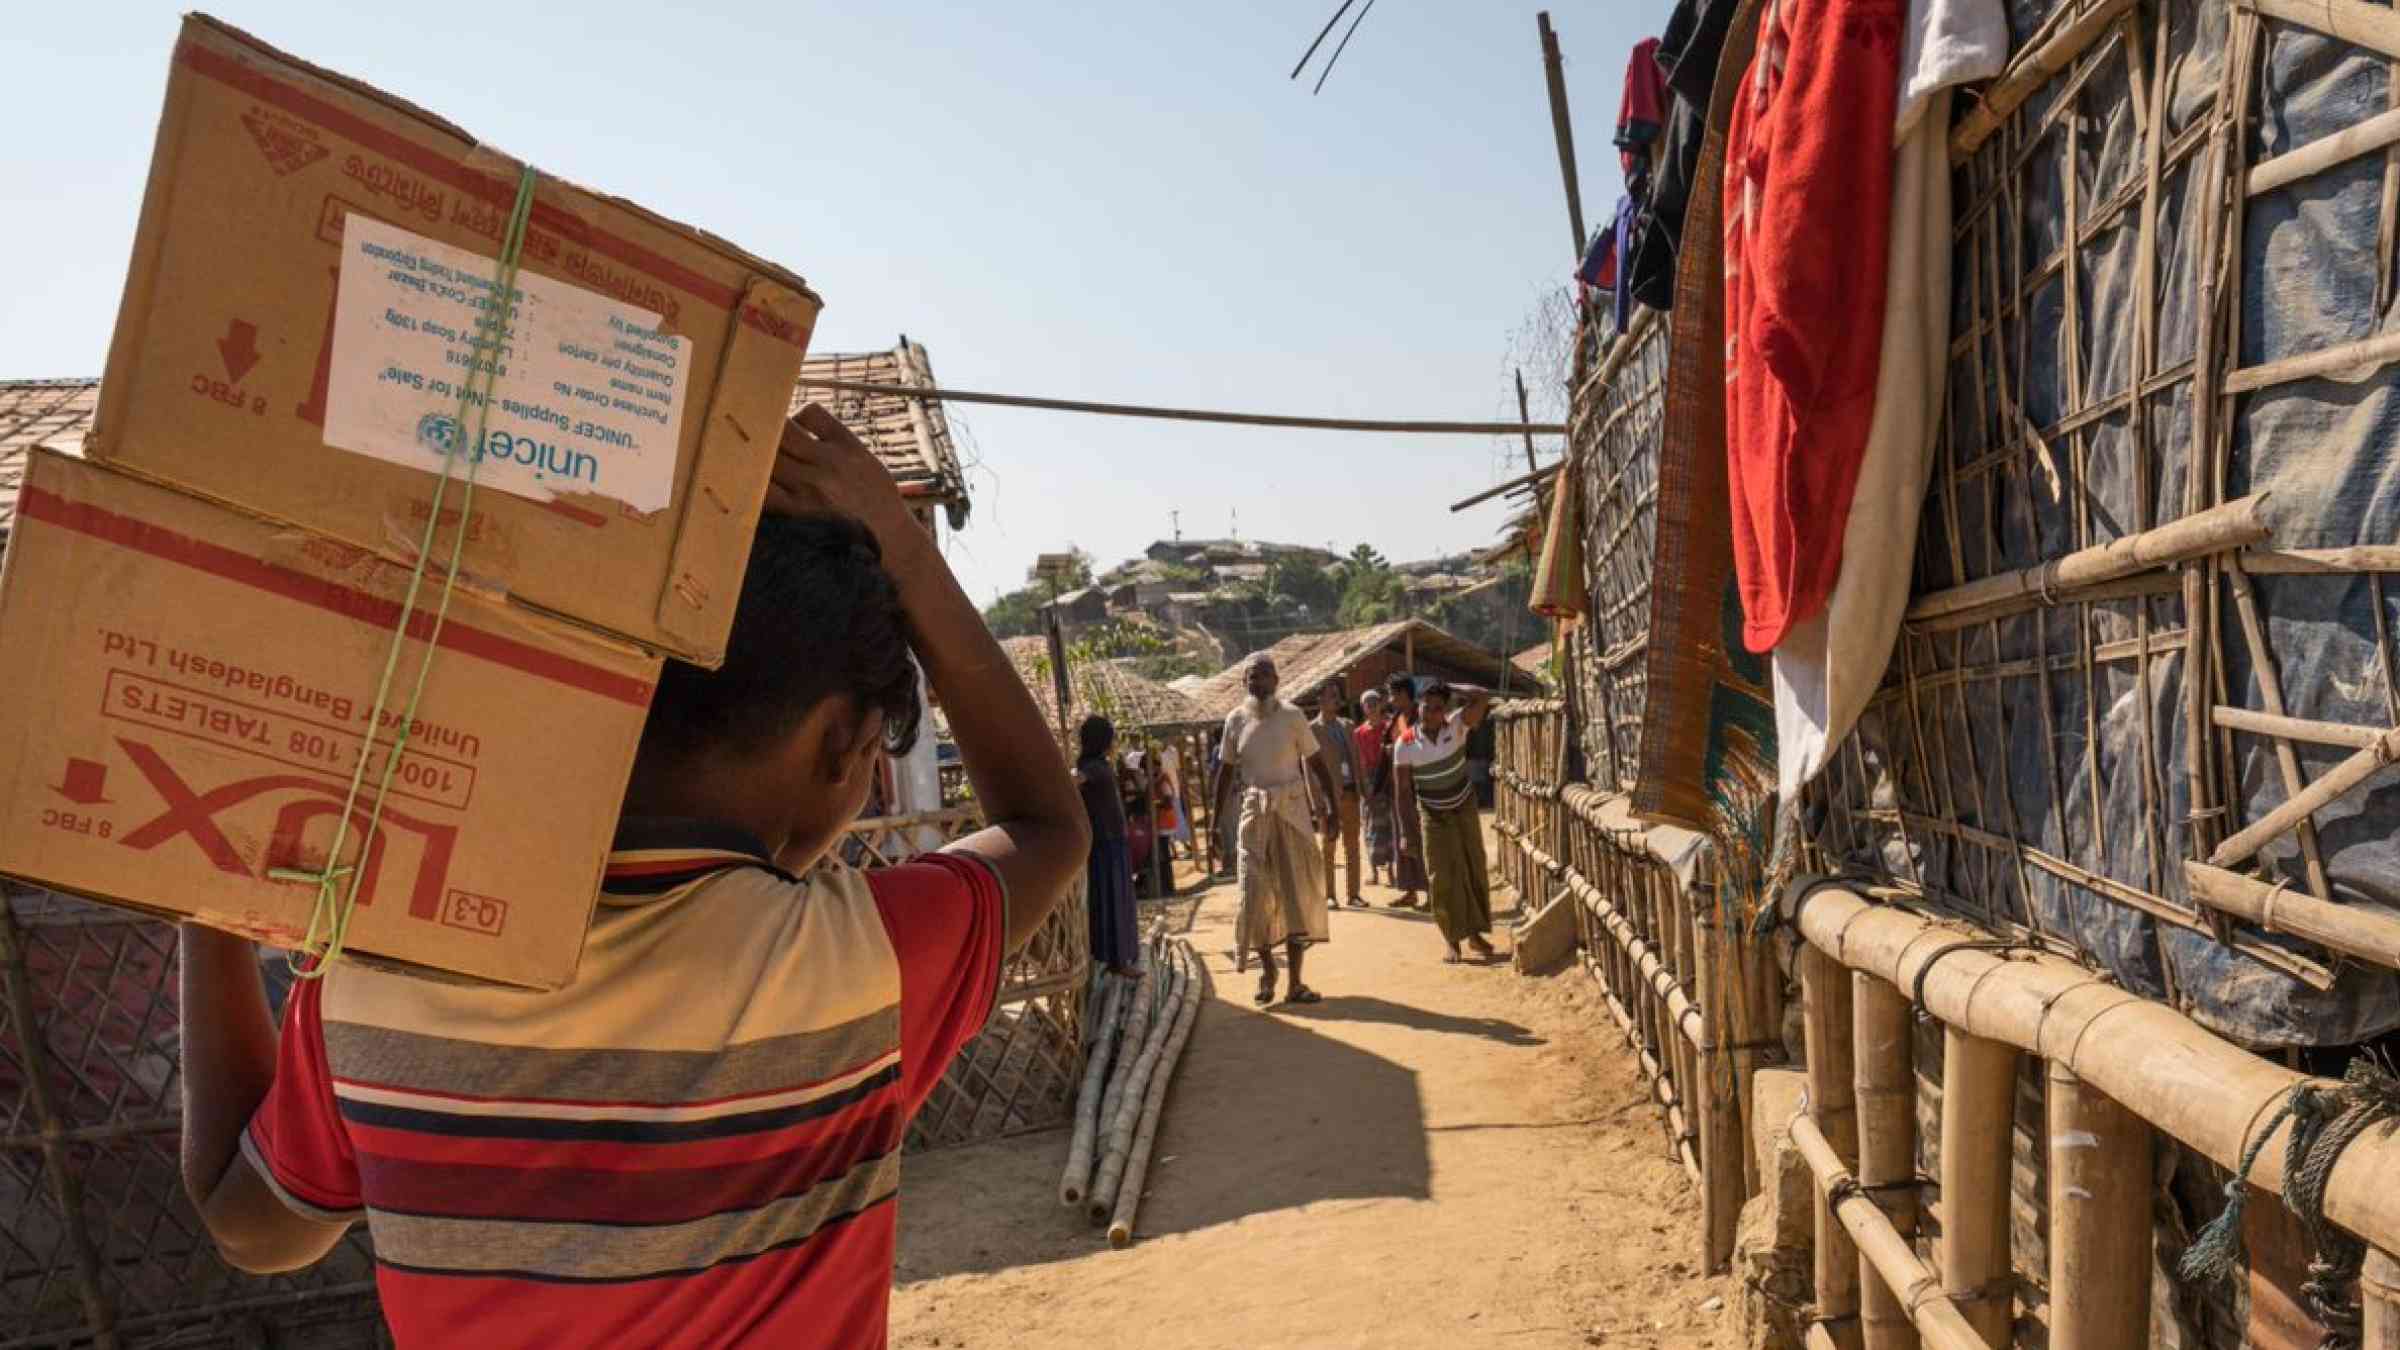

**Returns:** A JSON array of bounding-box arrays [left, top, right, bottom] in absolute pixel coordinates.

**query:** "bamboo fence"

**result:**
[[1488, 1, 2400, 1343], [1490, 700, 1778, 1276], [0, 889, 388, 1350]]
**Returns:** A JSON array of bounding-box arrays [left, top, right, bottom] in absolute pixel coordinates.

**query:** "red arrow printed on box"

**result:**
[[217, 319, 261, 384]]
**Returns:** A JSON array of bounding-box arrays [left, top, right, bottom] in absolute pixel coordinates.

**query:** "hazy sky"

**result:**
[[3, 1, 1647, 604]]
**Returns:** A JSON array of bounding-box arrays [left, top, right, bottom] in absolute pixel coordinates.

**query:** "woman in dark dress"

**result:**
[[1075, 716, 1141, 974]]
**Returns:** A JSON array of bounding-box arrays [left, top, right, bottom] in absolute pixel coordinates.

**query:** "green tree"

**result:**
[[982, 586, 1048, 638], [1337, 545, 1401, 626], [1266, 556, 1341, 617]]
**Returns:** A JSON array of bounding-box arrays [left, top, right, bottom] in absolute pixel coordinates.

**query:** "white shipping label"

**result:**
[[323, 216, 690, 512]]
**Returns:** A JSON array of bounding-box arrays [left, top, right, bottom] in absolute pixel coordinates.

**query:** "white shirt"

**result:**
[[1220, 700, 1316, 790]]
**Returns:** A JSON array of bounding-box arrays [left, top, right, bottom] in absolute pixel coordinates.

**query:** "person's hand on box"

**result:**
[[765, 404, 916, 550]]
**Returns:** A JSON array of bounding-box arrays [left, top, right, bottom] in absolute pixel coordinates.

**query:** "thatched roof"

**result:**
[[0, 380, 98, 550], [1184, 619, 1534, 722], [935, 637, 1212, 740], [791, 340, 969, 526]]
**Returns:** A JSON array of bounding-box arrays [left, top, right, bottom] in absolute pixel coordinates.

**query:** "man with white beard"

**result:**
[[1211, 655, 1340, 1006]]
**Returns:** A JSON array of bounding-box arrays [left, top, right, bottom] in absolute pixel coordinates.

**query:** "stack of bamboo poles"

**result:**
[[1059, 928, 1207, 1247]]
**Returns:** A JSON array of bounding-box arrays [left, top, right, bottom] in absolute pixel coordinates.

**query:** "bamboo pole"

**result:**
[[1789, 1113, 1991, 1350], [2251, 0, 2400, 61], [2208, 726, 2400, 869], [2240, 544, 2400, 574], [1087, 965, 1156, 1194], [1904, 492, 2271, 624], [1091, 959, 1190, 1222], [1940, 1026, 2018, 1347], [1536, 10, 1588, 258], [1109, 942, 1206, 1247], [1803, 945, 1865, 1350], [2365, 1247, 2400, 1350], [1786, 879, 2400, 1255], [1693, 917, 1744, 1275], [2212, 704, 2391, 749], [2249, 103, 2400, 196], [2046, 1064, 2152, 1350], [1060, 975, 1127, 1206], [2184, 859, 2400, 970], [1592, 969, 1706, 1184], [1853, 974, 1920, 1350], [1950, 0, 2137, 161], [1562, 872, 1708, 1052]]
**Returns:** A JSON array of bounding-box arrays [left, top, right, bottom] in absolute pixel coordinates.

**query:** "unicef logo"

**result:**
[[415, 412, 459, 453]]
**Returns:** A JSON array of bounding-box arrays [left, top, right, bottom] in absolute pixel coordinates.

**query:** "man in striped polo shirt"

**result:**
[[1392, 680, 1500, 964], [176, 406, 1091, 1348]]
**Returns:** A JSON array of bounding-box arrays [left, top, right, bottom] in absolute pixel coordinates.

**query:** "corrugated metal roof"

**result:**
[[789, 340, 969, 517], [0, 379, 99, 548]]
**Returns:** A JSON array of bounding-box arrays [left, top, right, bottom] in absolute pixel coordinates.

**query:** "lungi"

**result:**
[[1364, 785, 1395, 868], [1392, 782, 1428, 892], [1420, 804, 1493, 946], [1236, 782, 1330, 950]]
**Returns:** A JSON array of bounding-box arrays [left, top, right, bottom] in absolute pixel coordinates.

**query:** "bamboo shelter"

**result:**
[[1484, 1, 2400, 1346]]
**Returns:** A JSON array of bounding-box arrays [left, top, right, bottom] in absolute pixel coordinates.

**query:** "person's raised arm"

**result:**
[[770, 406, 1087, 952], [1458, 685, 1495, 731]]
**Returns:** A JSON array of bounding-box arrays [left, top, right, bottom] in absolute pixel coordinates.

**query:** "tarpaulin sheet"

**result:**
[[1814, 0, 2400, 1047]]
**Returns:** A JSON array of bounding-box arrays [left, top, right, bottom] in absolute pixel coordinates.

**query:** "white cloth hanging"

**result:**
[[1772, 0, 2007, 799]]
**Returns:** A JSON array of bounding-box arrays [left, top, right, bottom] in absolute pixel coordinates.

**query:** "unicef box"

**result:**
[[89, 15, 822, 667]]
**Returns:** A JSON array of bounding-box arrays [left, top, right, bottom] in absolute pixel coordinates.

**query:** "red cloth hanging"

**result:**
[[1720, 0, 1905, 654], [1616, 38, 1669, 180]]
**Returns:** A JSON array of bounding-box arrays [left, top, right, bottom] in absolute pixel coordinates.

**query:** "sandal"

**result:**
[[1283, 985, 1323, 1005], [1442, 947, 1463, 965], [1467, 937, 1497, 962], [1347, 897, 1369, 909], [1254, 974, 1278, 1007]]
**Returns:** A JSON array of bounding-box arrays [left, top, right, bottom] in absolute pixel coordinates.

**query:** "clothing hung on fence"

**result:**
[[1770, 0, 2007, 796], [1616, 37, 1669, 189], [1722, 0, 1906, 655], [1626, 0, 1741, 311], [1614, 196, 1639, 333]]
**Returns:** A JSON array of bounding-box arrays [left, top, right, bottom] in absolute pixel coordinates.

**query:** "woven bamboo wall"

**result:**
[[0, 892, 388, 1350], [1569, 310, 1672, 794]]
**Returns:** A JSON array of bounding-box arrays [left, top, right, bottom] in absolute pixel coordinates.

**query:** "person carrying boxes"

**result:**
[[173, 406, 1092, 1349]]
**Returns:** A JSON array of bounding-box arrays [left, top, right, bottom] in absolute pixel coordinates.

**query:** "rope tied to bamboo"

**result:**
[[1906, 939, 2030, 1021], [2180, 1055, 2400, 1350]]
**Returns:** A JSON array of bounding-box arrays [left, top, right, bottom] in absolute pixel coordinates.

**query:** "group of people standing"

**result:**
[[1211, 656, 1499, 1007], [1071, 654, 1502, 1006]]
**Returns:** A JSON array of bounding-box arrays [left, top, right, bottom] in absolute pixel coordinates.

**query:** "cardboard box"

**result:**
[[0, 450, 659, 989], [92, 14, 822, 666]]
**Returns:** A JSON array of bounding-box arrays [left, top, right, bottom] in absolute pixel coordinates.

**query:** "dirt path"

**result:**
[[891, 834, 1739, 1349]]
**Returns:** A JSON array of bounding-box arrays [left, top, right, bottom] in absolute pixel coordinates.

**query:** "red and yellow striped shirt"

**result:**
[[242, 820, 1005, 1348]]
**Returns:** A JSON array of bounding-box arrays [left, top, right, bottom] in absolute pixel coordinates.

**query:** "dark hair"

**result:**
[[638, 513, 922, 764], [1078, 715, 1116, 761], [1420, 679, 1455, 705], [1384, 672, 1415, 697]]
